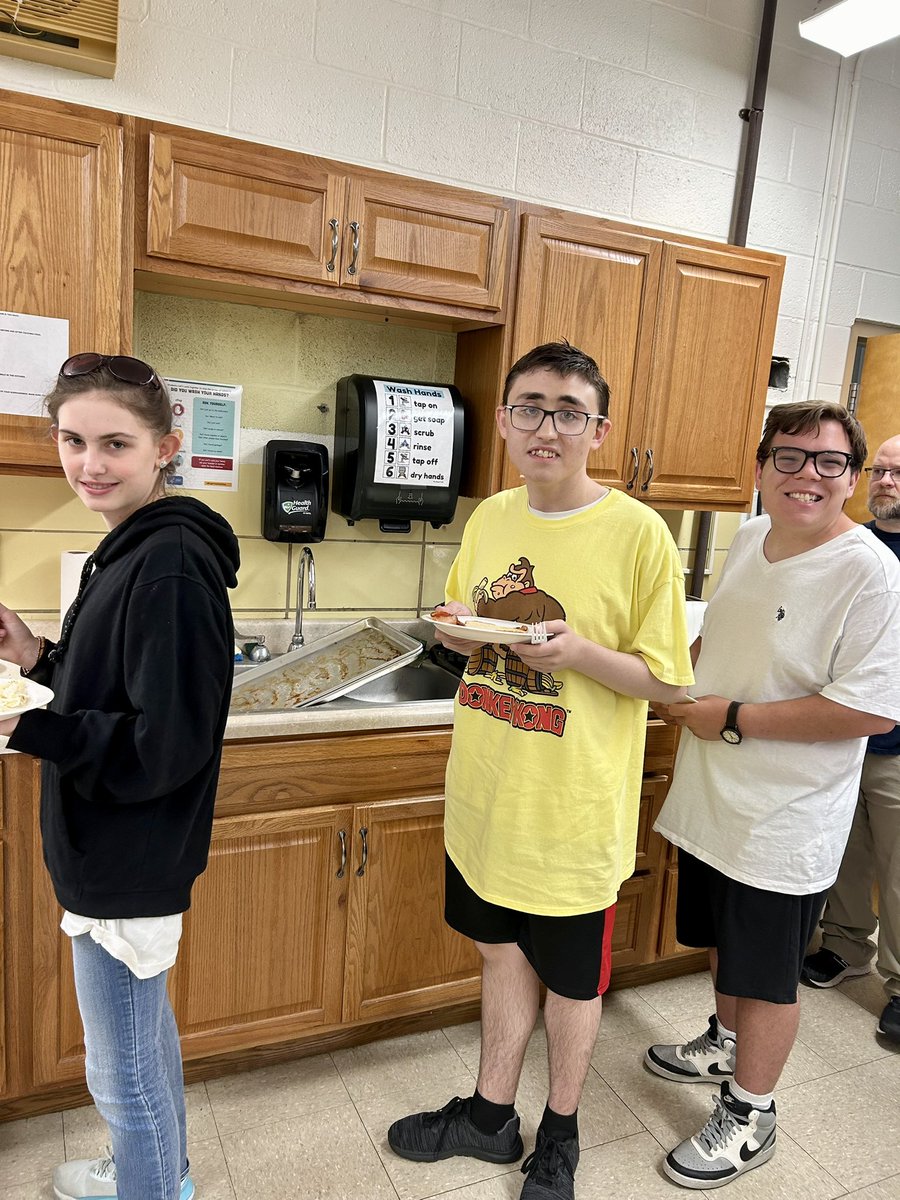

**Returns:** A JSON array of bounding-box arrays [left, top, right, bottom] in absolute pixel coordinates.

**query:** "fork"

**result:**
[[529, 621, 548, 645]]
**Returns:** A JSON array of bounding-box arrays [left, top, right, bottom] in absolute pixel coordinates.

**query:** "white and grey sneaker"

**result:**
[[53, 1149, 195, 1200], [664, 1082, 776, 1189], [645, 1014, 735, 1083]]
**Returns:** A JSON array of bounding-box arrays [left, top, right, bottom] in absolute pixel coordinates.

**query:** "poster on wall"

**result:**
[[164, 378, 242, 491], [0, 311, 69, 416], [372, 380, 455, 486]]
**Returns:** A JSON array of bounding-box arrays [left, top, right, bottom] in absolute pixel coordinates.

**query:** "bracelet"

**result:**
[[20, 635, 45, 677]]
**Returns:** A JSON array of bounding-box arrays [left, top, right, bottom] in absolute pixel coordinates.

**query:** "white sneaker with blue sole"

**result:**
[[53, 1150, 195, 1200]]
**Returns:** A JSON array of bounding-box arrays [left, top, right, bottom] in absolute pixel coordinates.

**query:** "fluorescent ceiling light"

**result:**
[[799, 0, 900, 56]]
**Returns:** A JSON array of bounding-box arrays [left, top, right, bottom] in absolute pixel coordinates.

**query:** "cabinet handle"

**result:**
[[325, 218, 339, 273], [625, 447, 640, 491], [640, 447, 654, 492], [336, 829, 347, 878], [347, 221, 361, 276], [356, 826, 369, 876]]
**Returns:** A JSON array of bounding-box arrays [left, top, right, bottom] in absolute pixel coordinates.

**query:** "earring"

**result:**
[[159, 460, 167, 468]]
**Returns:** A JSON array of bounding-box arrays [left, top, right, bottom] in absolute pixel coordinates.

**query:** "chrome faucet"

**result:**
[[289, 547, 317, 650]]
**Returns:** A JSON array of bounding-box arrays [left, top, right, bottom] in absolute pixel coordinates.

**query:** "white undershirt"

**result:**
[[61, 911, 182, 979], [527, 494, 608, 520]]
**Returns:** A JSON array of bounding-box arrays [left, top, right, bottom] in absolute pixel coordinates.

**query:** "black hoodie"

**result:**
[[10, 497, 240, 918]]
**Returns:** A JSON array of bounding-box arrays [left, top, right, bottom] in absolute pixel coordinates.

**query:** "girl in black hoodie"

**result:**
[[0, 354, 240, 1200]]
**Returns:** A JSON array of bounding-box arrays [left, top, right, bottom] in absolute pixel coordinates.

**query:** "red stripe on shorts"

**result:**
[[597, 903, 617, 995]]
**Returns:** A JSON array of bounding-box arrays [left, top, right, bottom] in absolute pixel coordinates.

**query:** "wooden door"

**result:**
[[505, 214, 663, 491], [640, 243, 782, 507], [171, 805, 349, 1059], [146, 129, 348, 285], [343, 173, 510, 310], [633, 774, 668, 876], [0, 94, 129, 474], [610, 874, 660, 968], [343, 796, 482, 1023], [845, 332, 900, 524]]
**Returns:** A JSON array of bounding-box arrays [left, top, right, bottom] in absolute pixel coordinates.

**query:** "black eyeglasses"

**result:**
[[504, 405, 606, 436], [60, 353, 161, 391], [765, 447, 855, 478], [865, 467, 900, 483]]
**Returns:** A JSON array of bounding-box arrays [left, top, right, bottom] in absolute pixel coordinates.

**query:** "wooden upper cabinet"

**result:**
[[147, 130, 348, 285], [506, 214, 663, 491], [0, 93, 129, 475], [343, 174, 509, 310], [139, 122, 511, 319], [640, 243, 782, 507]]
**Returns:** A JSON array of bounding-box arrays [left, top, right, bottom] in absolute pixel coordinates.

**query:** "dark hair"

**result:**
[[45, 362, 176, 484], [502, 341, 610, 417], [756, 401, 867, 470]]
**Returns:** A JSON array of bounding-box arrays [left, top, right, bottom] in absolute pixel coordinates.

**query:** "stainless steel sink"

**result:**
[[329, 661, 461, 706]]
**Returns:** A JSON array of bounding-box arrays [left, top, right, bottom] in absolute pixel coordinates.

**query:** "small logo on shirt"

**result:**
[[776, 606, 785, 621]]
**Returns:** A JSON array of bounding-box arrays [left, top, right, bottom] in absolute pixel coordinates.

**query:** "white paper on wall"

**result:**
[[164, 378, 242, 491], [373, 380, 455, 487], [0, 311, 69, 416]]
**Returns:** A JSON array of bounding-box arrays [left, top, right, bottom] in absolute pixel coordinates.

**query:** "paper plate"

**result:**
[[424, 615, 536, 645], [0, 676, 54, 720]]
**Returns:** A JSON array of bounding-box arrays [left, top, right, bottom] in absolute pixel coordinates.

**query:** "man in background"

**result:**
[[802, 434, 900, 1043]]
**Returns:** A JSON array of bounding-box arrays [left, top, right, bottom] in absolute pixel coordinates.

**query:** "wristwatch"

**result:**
[[720, 701, 743, 745]]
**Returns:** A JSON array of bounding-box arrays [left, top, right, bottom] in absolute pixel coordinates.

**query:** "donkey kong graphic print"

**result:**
[[467, 557, 565, 697]]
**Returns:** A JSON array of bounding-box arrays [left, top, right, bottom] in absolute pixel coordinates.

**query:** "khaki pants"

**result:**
[[821, 753, 900, 998]]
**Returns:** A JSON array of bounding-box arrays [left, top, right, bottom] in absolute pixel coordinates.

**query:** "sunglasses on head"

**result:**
[[60, 353, 161, 391]]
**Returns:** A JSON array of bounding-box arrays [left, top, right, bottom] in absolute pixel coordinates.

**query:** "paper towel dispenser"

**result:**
[[333, 375, 465, 533], [262, 440, 328, 543]]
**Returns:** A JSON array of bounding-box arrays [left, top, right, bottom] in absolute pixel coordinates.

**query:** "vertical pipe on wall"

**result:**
[[690, 0, 777, 600]]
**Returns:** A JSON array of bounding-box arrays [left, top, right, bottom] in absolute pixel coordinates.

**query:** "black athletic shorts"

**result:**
[[676, 849, 828, 1004], [444, 853, 616, 1001]]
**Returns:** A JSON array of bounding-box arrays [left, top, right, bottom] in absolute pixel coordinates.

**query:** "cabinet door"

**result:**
[[343, 796, 482, 1023], [611, 874, 660, 968], [658, 866, 698, 959], [146, 129, 347, 284], [0, 96, 128, 474], [640, 243, 782, 506], [170, 805, 350, 1060], [343, 173, 510, 310], [634, 774, 668, 876], [506, 214, 662, 491]]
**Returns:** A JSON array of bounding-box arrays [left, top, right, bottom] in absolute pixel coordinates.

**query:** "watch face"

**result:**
[[721, 728, 742, 745]]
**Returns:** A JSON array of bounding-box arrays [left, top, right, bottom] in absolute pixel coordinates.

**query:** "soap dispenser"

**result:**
[[262, 440, 329, 543]]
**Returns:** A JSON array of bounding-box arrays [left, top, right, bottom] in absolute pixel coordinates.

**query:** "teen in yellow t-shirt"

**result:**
[[388, 342, 693, 1200]]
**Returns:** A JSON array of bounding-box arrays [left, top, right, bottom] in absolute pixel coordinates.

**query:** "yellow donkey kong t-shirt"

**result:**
[[443, 487, 693, 916]]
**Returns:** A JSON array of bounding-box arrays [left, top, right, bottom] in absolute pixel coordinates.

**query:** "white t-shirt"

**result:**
[[61, 911, 182, 979], [655, 518, 900, 895]]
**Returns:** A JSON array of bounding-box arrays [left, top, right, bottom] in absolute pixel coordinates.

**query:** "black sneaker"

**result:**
[[801, 947, 869, 988], [520, 1129, 579, 1200], [878, 996, 900, 1041], [387, 1095, 523, 1163]]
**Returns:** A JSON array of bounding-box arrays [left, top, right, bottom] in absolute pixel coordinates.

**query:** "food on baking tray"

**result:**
[[0, 676, 29, 712], [230, 628, 403, 711], [430, 607, 460, 624]]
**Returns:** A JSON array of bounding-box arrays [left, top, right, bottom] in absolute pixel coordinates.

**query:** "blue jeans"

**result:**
[[71, 933, 188, 1200]]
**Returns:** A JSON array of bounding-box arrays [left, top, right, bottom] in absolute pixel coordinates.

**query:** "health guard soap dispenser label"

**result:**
[[372, 380, 455, 486]]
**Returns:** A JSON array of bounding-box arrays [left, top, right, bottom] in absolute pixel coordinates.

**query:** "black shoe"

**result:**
[[878, 997, 900, 1041], [387, 1095, 523, 1163], [520, 1129, 579, 1200], [800, 947, 869, 988]]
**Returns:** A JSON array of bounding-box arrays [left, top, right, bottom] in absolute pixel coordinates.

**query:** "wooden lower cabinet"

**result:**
[[5, 721, 704, 1115]]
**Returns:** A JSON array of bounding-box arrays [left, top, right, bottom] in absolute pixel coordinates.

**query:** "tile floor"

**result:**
[[2, 967, 899, 1200]]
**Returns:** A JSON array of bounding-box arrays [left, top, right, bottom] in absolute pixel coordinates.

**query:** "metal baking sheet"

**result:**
[[229, 618, 424, 711]]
